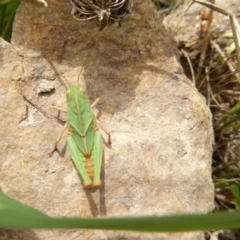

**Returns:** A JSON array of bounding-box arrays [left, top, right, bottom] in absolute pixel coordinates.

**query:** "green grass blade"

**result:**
[[0, 0, 18, 8], [0, 7, 6, 32], [2, 192, 240, 231], [230, 184, 240, 209], [1, 5, 15, 40], [216, 113, 240, 132], [0, 0, 20, 41], [0, 192, 50, 227]]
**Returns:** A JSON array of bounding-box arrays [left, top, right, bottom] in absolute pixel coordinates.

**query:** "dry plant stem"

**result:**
[[172, 2, 192, 35], [215, 178, 240, 184], [70, 0, 133, 30], [52, 105, 67, 113], [158, 1, 182, 14], [209, 231, 224, 240], [205, 63, 221, 107], [210, 93, 221, 108], [224, 142, 230, 163], [220, 90, 240, 96], [193, 0, 214, 82], [210, 40, 237, 76], [182, 50, 196, 86], [36, 0, 48, 7], [90, 97, 100, 108], [198, 65, 231, 91], [205, 67, 212, 107], [193, 0, 240, 81], [206, 67, 210, 107], [159, 8, 171, 15]]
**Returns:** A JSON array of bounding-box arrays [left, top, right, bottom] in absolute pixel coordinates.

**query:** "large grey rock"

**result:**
[[0, 0, 214, 239]]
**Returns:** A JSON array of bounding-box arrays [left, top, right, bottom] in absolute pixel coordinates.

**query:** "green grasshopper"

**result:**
[[50, 71, 111, 188]]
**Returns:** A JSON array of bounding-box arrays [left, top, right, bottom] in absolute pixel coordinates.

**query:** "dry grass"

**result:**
[[154, 0, 240, 238]]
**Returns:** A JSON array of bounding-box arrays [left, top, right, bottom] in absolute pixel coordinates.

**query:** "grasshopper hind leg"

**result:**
[[97, 121, 111, 145], [90, 97, 111, 144]]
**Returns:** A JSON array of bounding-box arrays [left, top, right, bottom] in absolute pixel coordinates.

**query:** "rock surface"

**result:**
[[0, 0, 214, 239]]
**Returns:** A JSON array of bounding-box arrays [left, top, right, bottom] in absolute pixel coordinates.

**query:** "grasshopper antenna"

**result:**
[[57, 62, 85, 88], [77, 65, 85, 86], [77, 58, 88, 86]]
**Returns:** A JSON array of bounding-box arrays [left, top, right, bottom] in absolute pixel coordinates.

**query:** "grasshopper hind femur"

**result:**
[[70, 0, 133, 30]]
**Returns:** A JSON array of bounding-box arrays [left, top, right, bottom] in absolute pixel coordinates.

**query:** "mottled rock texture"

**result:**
[[0, 0, 214, 239]]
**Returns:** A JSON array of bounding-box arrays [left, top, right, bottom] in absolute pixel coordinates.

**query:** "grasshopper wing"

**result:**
[[92, 131, 103, 187], [67, 135, 92, 187], [67, 86, 94, 137]]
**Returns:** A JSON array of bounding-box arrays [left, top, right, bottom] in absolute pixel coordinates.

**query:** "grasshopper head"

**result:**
[[66, 86, 88, 101]]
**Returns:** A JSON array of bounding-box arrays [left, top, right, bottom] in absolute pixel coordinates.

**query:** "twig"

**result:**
[[193, 0, 240, 82], [182, 50, 196, 86], [194, 0, 214, 82], [210, 40, 237, 76]]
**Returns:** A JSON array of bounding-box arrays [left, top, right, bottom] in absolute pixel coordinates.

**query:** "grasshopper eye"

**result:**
[[66, 90, 70, 96], [79, 87, 86, 94]]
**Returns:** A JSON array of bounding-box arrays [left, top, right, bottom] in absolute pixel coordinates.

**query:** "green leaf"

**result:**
[[226, 42, 237, 54], [230, 184, 240, 210], [0, 0, 20, 41], [215, 102, 240, 133]]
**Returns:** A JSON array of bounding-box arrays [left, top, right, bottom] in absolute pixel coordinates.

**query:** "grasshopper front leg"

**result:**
[[49, 123, 68, 156], [49, 105, 68, 156]]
